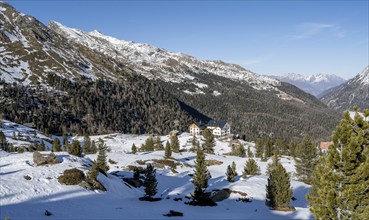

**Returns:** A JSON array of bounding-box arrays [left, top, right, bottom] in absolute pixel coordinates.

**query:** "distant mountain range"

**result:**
[[270, 73, 346, 97], [0, 2, 341, 140], [320, 66, 369, 112]]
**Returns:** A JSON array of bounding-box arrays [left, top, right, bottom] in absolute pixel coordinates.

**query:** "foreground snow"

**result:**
[[0, 121, 312, 219]]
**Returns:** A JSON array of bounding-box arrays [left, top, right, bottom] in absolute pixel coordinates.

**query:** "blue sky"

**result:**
[[5, 0, 369, 79]]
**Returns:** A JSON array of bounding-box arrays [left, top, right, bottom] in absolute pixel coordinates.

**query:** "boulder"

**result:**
[[210, 188, 231, 202], [123, 178, 143, 188], [33, 152, 59, 166]]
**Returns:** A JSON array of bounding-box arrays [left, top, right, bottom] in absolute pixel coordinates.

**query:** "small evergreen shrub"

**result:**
[[58, 168, 85, 185]]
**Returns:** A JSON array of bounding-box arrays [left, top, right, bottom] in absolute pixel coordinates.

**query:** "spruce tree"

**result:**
[[231, 161, 238, 176], [295, 134, 318, 184], [247, 146, 253, 158], [255, 139, 264, 158], [202, 128, 215, 154], [131, 143, 137, 154], [242, 158, 260, 178], [96, 139, 109, 174], [288, 138, 299, 157], [143, 163, 158, 198], [38, 141, 45, 151], [69, 140, 82, 157], [192, 147, 210, 202], [307, 109, 369, 219], [164, 141, 171, 158], [170, 135, 180, 153], [265, 160, 293, 210], [83, 135, 91, 154], [52, 138, 61, 152]]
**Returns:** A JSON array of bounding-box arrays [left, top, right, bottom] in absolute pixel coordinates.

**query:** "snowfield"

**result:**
[[0, 120, 312, 219]]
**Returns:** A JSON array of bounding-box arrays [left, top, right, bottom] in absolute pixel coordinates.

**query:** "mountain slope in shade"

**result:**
[[271, 73, 346, 97], [320, 66, 369, 111]]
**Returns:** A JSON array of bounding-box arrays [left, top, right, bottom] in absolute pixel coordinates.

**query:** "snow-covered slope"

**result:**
[[321, 66, 369, 111], [49, 21, 281, 92], [0, 120, 313, 219], [271, 73, 346, 97]]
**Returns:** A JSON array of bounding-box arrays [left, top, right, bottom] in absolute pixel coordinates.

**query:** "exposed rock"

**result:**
[[33, 152, 59, 166], [123, 178, 143, 188], [210, 188, 231, 202]]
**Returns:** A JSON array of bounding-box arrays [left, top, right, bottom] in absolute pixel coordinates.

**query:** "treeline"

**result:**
[[0, 73, 197, 135]]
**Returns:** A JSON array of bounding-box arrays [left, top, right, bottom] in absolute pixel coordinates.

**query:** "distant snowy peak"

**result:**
[[48, 21, 280, 92], [271, 73, 346, 97], [356, 66, 369, 85]]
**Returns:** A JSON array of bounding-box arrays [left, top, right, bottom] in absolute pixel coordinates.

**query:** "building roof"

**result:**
[[319, 141, 333, 150], [206, 120, 227, 129]]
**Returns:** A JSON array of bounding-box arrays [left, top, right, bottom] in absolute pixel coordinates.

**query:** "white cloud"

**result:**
[[291, 22, 345, 39]]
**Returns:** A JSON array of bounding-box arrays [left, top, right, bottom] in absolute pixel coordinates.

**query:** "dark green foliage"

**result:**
[[90, 140, 97, 154], [142, 137, 154, 152], [226, 162, 237, 182], [164, 141, 171, 158], [17, 146, 25, 153], [0, 74, 196, 136], [7, 143, 14, 152], [288, 138, 299, 157], [96, 139, 109, 174], [295, 134, 318, 184], [12, 132, 16, 140], [192, 147, 210, 202], [202, 129, 215, 154], [131, 143, 137, 154], [307, 109, 369, 219], [247, 146, 253, 158], [69, 140, 82, 157], [265, 160, 293, 209], [154, 136, 164, 150], [170, 135, 180, 153], [230, 144, 246, 157], [255, 140, 264, 158], [87, 160, 98, 182], [83, 135, 92, 154], [0, 130, 8, 150], [143, 164, 158, 198], [242, 158, 260, 178], [58, 168, 85, 185], [133, 167, 140, 180], [52, 138, 61, 152], [37, 141, 45, 151]]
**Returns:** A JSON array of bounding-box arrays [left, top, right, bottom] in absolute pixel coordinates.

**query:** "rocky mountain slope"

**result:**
[[271, 73, 346, 97], [0, 2, 341, 140], [320, 66, 369, 111]]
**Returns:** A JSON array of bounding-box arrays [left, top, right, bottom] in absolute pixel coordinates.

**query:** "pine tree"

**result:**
[[295, 134, 318, 184], [143, 163, 158, 198], [202, 128, 215, 154], [255, 139, 264, 158], [131, 143, 137, 154], [264, 139, 274, 158], [192, 135, 197, 147], [96, 139, 109, 174], [12, 132, 16, 140], [288, 138, 299, 157], [307, 109, 369, 219], [144, 137, 154, 151], [192, 147, 210, 202], [266, 160, 293, 210], [154, 136, 164, 150], [247, 146, 253, 158], [87, 160, 98, 182], [90, 140, 97, 154], [69, 140, 82, 157], [231, 161, 238, 176], [226, 165, 235, 182], [83, 135, 91, 154], [164, 141, 171, 158], [242, 158, 260, 178], [38, 141, 45, 151], [170, 135, 180, 153], [52, 138, 61, 152]]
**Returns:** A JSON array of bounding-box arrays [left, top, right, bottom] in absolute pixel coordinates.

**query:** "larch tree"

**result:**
[[307, 108, 369, 219]]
